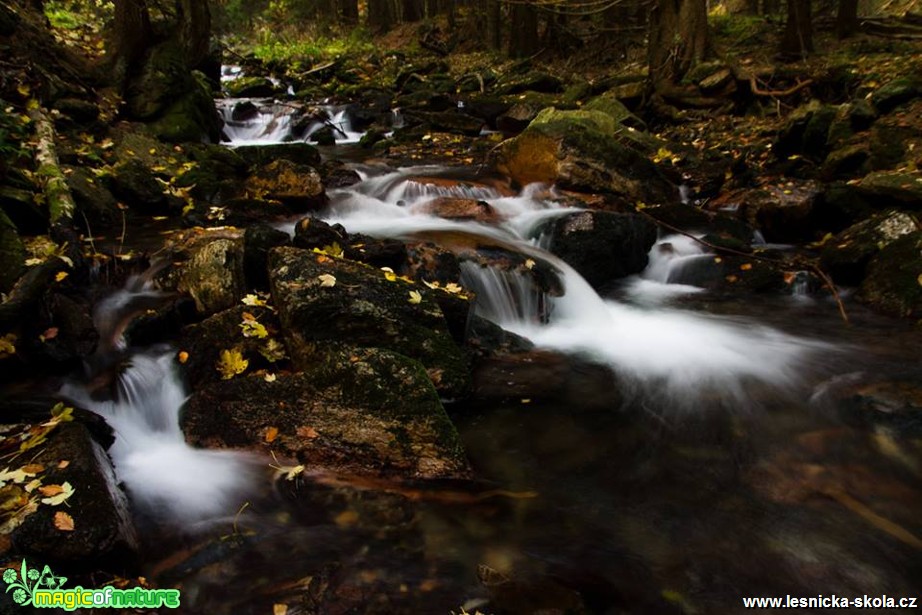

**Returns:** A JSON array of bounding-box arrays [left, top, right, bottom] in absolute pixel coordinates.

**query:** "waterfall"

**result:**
[[61, 281, 259, 525], [216, 99, 364, 145], [318, 167, 828, 408]]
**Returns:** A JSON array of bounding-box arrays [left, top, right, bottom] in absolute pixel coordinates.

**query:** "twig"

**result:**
[[636, 208, 850, 325], [749, 76, 814, 97]]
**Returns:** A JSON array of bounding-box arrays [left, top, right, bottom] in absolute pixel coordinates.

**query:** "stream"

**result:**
[[58, 96, 922, 613]]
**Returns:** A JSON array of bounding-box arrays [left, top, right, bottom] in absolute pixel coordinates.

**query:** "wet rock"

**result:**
[[496, 102, 544, 135], [213, 197, 290, 227], [109, 158, 168, 215], [466, 315, 534, 358], [181, 349, 470, 479], [868, 100, 922, 170], [855, 170, 922, 207], [495, 71, 564, 95], [268, 247, 470, 397], [415, 197, 501, 223], [492, 108, 675, 202], [346, 234, 408, 271], [234, 143, 321, 167], [405, 242, 463, 286], [820, 210, 917, 285], [309, 125, 337, 146], [230, 100, 258, 122], [742, 179, 824, 243], [292, 216, 346, 251], [858, 231, 922, 318], [820, 143, 870, 180], [0, 208, 25, 294], [404, 110, 484, 136], [815, 373, 922, 437], [9, 421, 138, 566], [177, 236, 247, 316], [243, 224, 290, 291], [582, 93, 646, 131], [358, 128, 387, 149], [124, 40, 192, 120], [814, 182, 876, 231], [244, 160, 326, 211], [179, 304, 284, 389], [179, 144, 250, 202], [870, 76, 922, 114], [774, 100, 837, 161], [223, 76, 276, 98], [462, 95, 512, 127], [319, 160, 361, 188], [52, 98, 100, 124], [64, 166, 120, 227], [549, 211, 657, 289], [826, 100, 877, 149], [148, 71, 224, 143]]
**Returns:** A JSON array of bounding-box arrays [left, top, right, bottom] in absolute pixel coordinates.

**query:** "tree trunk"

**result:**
[[836, 0, 858, 38], [340, 0, 359, 25], [648, 0, 711, 90], [112, 0, 152, 85], [486, 0, 501, 49], [177, 0, 211, 69], [368, 0, 395, 31], [403, 0, 423, 22], [508, 3, 539, 58], [780, 0, 813, 58]]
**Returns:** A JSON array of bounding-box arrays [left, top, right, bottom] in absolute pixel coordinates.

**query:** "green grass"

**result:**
[[250, 27, 376, 67]]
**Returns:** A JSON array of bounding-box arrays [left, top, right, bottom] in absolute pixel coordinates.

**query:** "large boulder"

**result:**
[[223, 75, 276, 98], [742, 179, 824, 243], [268, 247, 469, 398], [855, 170, 922, 208], [244, 160, 326, 211], [177, 237, 247, 316], [858, 232, 922, 318], [549, 211, 657, 289], [491, 108, 675, 203], [7, 420, 137, 566], [148, 71, 224, 143], [233, 143, 321, 168], [820, 210, 917, 285], [181, 349, 470, 479], [870, 77, 922, 114], [868, 100, 922, 171]]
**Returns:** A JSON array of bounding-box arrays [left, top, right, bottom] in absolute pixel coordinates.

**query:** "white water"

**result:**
[[217, 99, 364, 145], [317, 167, 827, 406], [62, 284, 258, 524]]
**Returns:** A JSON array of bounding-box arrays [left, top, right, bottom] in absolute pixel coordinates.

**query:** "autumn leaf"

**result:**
[[422, 280, 440, 289], [53, 511, 74, 531], [217, 348, 248, 380], [56, 461, 69, 470], [273, 605, 289, 615], [380, 267, 397, 282], [443, 282, 463, 294], [239, 313, 268, 339], [265, 426, 279, 443], [264, 373, 277, 383], [242, 294, 268, 307], [41, 482, 75, 506], [318, 274, 337, 288], [313, 242, 343, 258], [740, 263, 753, 271], [524, 259, 536, 270], [177, 351, 189, 364], [259, 338, 287, 363], [0, 334, 16, 359], [0, 466, 40, 486], [54, 271, 68, 283], [408, 290, 422, 304], [296, 426, 319, 439]]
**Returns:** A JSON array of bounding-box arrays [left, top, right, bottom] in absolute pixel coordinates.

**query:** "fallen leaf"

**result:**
[[242, 294, 267, 307], [56, 460, 69, 470], [216, 348, 248, 380], [39, 327, 58, 342], [380, 267, 397, 282], [443, 282, 463, 294], [273, 605, 288, 615], [41, 481, 74, 506], [297, 426, 319, 439], [239, 313, 268, 339], [740, 263, 753, 271], [265, 426, 279, 443], [318, 273, 337, 288], [264, 373, 277, 383], [177, 351, 189, 364], [38, 484, 64, 497], [0, 466, 40, 486], [524, 259, 536, 270], [408, 290, 422, 304], [334, 509, 359, 527], [54, 271, 68, 283], [53, 511, 74, 531], [21, 464, 44, 474]]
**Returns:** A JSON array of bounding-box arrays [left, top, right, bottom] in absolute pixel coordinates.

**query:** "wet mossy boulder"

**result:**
[[0, 208, 25, 294], [549, 211, 657, 289], [774, 100, 838, 161], [233, 143, 321, 168], [857, 232, 922, 318], [870, 77, 922, 114], [109, 158, 168, 214], [148, 71, 223, 143], [742, 179, 824, 243], [181, 349, 471, 479], [268, 247, 470, 398], [125, 40, 191, 120], [582, 93, 646, 131], [403, 110, 484, 136], [8, 421, 138, 566], [855, 170, 922, 208], [223, 75, 276, 98], [177, 236, 247, 316], [820, 210, 917, 285], [868, 100, 922, 171], [244, 160, 326, 211], [64, 166, 120, 227], [492, 108, 675, 202]]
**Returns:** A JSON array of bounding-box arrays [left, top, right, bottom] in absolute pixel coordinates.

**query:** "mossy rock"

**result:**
[[856, 170, 922, 207], [870, 77, 922, 114], [857, 232, 922, 318], [492, 108, 674, 202], [65, 166, 120, 227], [223, 75, 276, 98], [0, 208, 24, 293], [268, 247, 470, 398], [233, 143, 321, 167], [582, 93, 647, 131], [177, 236, 247, 316], [148, 71, 223, 143], [495, 70, 564, 95], [868, 100, 922, 171], [244, 160, 325, 211], [125, 39, 193, 120], [181, 350, 470, 479], [820, 209, 917, 285]]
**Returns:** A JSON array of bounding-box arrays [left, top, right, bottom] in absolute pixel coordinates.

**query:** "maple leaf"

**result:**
[[217, 349, 248, 380], [53, 511, 74, 531], [39, 327, 59, 342], [0, 466, 40, 486], [0, 334, 16, 359], [239, 313, 268, 339], [41, 482, 74, 506], [242, 294, 268, 307], [318, 274, 337, 288], [443, 282, 463, 294], [264, 373, 277, 383], [265, 426, 279, 443], [296, 426, 319, 439], [524, 259, 536, 270], [259, 338, 287, 363], [380, 267, 397, 282], [408, 290, 422, 304]]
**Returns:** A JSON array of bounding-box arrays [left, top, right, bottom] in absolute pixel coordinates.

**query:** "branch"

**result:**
[[749, 76, 814, 97], [28, 106, 75, 226]]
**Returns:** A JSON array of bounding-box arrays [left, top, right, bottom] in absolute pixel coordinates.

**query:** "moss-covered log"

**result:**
[[28, 107, 75, 225]]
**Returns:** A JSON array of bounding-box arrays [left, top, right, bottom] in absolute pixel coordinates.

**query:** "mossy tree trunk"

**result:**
[[648, 0, 712, 92], [780, 0, 813, 58], [111, 0, 152, 86]]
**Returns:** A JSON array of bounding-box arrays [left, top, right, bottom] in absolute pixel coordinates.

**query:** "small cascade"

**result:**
[[320, 168, 829, 408], [61, 279, 258, 525], [216, 99, 364, 146]]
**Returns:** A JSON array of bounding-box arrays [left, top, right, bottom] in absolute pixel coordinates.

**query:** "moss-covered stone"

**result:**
[[177, 237, 247, 316], [181, 351, 470, 479], [868, 100, 922, 171], [870, 77, 922, 114], [233, 143, 321, 167], [244, 159, 325, 211], [223, 75, 276, 98], [856, 170, 922, 207], [857, 232, 922, 318], [125, 40, 192, 120], [492, 108, 674, 202], [148, 71, 223, 143], [582, 93, 647, 131], [820, 209, 917, 285], [268, 247, 470, 398]]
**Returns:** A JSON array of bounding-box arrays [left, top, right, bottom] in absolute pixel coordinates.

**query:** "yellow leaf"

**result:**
[[314, 242, 343, 258], [318, 274, 337, 288], [740, 263, 753, 271], [148, 148, 157, 155], [259, 338, 287, 363], [273, 605, 288, 615], [41, 481, 74, 506], [16, 83, 30, 97], [0, 334, 16, 359], [217, 348, 248, 380], [0, 466, 40, 486], [380, 267, 397, 282], [297, 426, 319, 439], [242, 294, 267, 307], [53, 511, 74, 531], [408, 290, 422, 304], [265, 426, 279, 443], [239, 314, 268, 339], [177, 351, 189, 364], [443, 282, 463, 294], [264, 373, 277, 383], [524, 259, 536, 270], [423, 280, 440, 289], [54, 271, 69, 283]]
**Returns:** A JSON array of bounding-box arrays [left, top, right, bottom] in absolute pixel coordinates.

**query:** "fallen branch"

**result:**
[[28, 106, 75, 226], [636, 209, 850, 325], [749, 76, 814, 97]]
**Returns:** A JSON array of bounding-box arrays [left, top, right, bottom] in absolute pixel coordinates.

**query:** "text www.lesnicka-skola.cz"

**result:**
[[743, 595, 918, 609]]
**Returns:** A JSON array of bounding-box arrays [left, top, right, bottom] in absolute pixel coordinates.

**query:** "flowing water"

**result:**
[[59, 100, 922, 611]]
